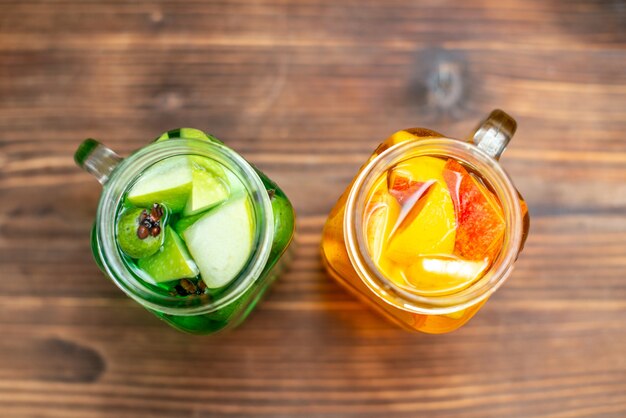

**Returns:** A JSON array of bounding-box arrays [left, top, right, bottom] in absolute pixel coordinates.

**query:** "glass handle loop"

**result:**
[[469, 109, 517, 160], [74, 139, 122, 185]]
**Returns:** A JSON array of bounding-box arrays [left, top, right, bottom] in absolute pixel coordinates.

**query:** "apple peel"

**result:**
[[442, 159, 505, 261], [388, 175, 426, 205], [389, 180, 436, 238]]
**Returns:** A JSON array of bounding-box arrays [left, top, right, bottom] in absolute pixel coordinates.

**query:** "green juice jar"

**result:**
[[75, 129, 295, 334]]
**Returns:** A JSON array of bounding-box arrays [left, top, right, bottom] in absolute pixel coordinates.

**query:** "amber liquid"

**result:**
[[321, 128, 528, 333]]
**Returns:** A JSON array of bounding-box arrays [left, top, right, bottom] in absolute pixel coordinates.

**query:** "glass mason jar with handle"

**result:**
[[321, 110, 529, 334], [75, 128, 295, 334]]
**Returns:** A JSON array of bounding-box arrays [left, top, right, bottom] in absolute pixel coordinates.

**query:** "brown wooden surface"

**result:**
[[1, 1, 626, 417]]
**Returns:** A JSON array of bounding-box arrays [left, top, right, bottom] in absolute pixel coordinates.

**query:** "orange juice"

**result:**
[[321, 111, 529, 333]]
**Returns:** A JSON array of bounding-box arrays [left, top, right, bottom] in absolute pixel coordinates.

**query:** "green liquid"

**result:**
[[92, 130, 295, 334]]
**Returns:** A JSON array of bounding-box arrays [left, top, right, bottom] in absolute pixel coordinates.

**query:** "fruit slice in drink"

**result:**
[[388, 156, 446, 191], [183, 194, 254, 289], [183, 157, 229, 216], [127, 156, 193, 212], [442, 159, 505, 261], [172, 167, 246, 235], [384, 158, 456, 263], [137, 228, 199, 283]]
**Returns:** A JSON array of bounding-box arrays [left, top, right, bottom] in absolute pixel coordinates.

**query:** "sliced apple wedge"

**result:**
[[388, 180, 435, 237], [183, 158, 229, 216], [127, 156, 192, 213], [137, 228, 199, 283], [387, 155, 443, 206], [385, 181, 456, 263], [442, 159, 505, 261], [388, 175, 426, 205], [183, 195, 254, 289]]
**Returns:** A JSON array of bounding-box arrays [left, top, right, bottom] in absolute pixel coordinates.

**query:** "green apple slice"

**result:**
[[155, 128, 222, 144], [183, 158, 229, 216], [127, 156, 192, 213], [137, 228, 199, 283], [189, 155, 225, 177], [173, 211, 206, 235], [173, 200, 227, 235], [183, 195, 254, 289]]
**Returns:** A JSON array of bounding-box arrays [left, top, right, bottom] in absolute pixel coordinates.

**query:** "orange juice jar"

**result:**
[[321, 110, 529, 334]]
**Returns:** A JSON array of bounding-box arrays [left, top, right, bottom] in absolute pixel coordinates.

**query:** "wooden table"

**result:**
[[1, 1, 625, 417]]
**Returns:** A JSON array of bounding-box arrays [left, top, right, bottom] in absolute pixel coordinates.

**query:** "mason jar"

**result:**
[[75, 129, 295, 334], [321, 110, 529, 333]]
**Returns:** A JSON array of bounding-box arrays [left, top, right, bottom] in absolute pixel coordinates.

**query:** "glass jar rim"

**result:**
[[344, 138, 523, 315], [95, 139, 274, 315]]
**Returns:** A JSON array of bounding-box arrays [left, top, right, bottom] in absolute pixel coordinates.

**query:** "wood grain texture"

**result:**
[[1, 0, 626, 416]]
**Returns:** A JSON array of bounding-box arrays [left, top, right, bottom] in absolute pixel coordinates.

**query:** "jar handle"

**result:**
[[468, 109, 517, 160], [74, 139, 122, 185]]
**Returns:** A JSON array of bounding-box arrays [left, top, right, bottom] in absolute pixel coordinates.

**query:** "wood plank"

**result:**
[[0, 0, 625, 416]]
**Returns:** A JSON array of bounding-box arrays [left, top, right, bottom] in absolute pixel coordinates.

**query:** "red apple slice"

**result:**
[[387, 156, 445, 205], [443, 159, 505, 261], [388, 175, 425, 205], [388, 180, 435, 237]]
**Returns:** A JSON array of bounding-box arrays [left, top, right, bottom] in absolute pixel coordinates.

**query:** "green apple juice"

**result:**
[[82, 128, 295, 334]]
